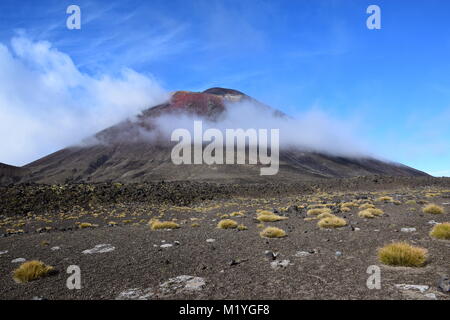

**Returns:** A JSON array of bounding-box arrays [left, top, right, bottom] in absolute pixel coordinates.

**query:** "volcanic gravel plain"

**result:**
[[0, 176, 449, 300]]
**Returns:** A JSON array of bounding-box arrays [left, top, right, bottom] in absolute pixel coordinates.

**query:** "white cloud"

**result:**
[[0, 36, 169, 166]]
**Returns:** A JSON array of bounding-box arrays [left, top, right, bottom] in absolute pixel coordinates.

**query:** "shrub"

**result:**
[[317, 216, 347, 228], [13, 260, 55, 283], [378, 242, 427, 267], [429, 222, 450, 240], [149, 220, 180, 230], [423, 204, 444, 215], [217, 219, 238, 229], [307, 208, 331, 216], [259, 227, 286, 238]]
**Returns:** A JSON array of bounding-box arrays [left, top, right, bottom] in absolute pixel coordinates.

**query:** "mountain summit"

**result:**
[[19, 87, 427, 184]]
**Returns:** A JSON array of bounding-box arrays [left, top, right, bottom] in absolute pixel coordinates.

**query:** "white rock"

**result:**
[[206, 238, 216, 243], [400, 227, 416, 233], [51, 246, 61, 251], [160, 244, 173, 248], [424, 293, 437, 300], [82, 244, 115, 254], [395, 284, 429, 293], [159, 275, 206, 294], [427, 220, 440, 225], [354, 227, 361, 231], [0, 250, 8, 255], [116, 288, 154, 300], [294, 251, 311, 257], [11, 258, 26, 263], [270, 260, 291, 270]]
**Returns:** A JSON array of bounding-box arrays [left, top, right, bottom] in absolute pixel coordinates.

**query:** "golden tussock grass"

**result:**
[[191, 223, 200, 228], [317, 212, 335, 219], [78, 222, 96, 229], [230, 211, 245, 217], [237, 224, 248, 231], [13, 260, 55, 283], [307, 208, 332, 216], [376, 196, 394, 202], [378, 242, 427, 267], [217, 219, 238, 229], [317, 216, 347, 228], [256, 212, 287, 222], [429, 223, 450, 240], [340, 207, 351, 213], [359, 203, 375, 210], [358, 208, 384, 219], [259, 227, 286, 238], [405, 200, 417, 205], [149, 220, 180, 230], [423, 204, 444, 215]]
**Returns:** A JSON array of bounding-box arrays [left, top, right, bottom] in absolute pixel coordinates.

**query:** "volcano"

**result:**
[[18, 87, 427, 184]]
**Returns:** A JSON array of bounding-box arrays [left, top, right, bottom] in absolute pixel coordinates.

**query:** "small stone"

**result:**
[[424, 293, 437, 300], [206, 238, 215, 243], [264, 250, 277, 260], [0, 250, 8, 255], [11, 258, 26, 263], [270, 259, 290, 270], [395, 284, 429, 293], [294, 251, 311, 257], [82, 244, 115, 254], [400, 227, 416, 233], [437, 275, 450, 293], [160, 244, 173, 248], [173, 241, 181, 246], [427, 220, 440, 225], [335, 251, 343, 257], [50, 246, 61, 251]]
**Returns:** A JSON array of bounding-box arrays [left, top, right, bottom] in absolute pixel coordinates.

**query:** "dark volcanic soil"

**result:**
[[0, 177, 449, 300]]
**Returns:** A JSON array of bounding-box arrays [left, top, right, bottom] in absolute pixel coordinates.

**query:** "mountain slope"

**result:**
[[21, 88, 428, 184]]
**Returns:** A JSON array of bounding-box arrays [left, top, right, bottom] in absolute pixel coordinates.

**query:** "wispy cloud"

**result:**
[[0, 35, 169, 166]]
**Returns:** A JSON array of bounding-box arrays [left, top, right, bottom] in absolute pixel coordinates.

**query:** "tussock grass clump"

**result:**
[[149, 220, 180, 230], [78, 222, 96, 229], [13, 260, 55, 283], [191, 223, 200, 228], [230, 211, 245, 217], [341, 202, 357, 209], [358, 208, 384, 219], [359, 203, 375, 210], [256, 212, 287, 222], [307, 208, 332, 216], [317, 216, 347, 228], [256, 210, 274, 216], [378, 242, 427, 267], [429, 223, 450, 240], [317, 212, 334, 219], [259, 227, 286, 238], [340, 207, 351, 213], [405, 200, 417, 205], [423, 204, 444, 215], [217, 219, 238, 229], [237, 224, 248, 231], [376, 196, 394, 202]]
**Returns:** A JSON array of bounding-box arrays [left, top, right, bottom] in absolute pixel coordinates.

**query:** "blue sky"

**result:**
[[0, 0, 449, 175]]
